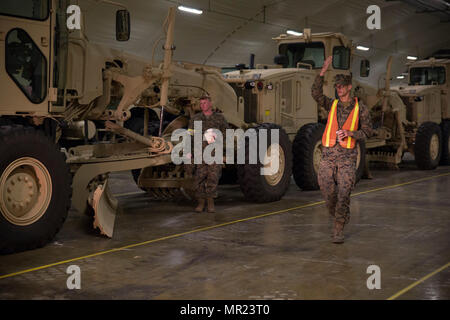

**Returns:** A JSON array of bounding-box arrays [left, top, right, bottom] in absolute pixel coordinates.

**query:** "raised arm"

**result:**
[[311, 56, 334, 111]]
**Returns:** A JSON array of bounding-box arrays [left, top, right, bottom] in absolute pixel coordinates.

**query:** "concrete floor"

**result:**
[[0, 159, 449, 300]]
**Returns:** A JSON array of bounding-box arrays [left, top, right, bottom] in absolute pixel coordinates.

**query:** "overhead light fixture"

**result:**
[[396, 75, 405, 79], [178, 5, 203, 15], [407, 55, 418, 60], [356, 45, 370, 51], [287, 30, 303, 36]]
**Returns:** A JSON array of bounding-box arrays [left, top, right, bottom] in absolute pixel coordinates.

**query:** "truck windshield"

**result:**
[[409, 66, 446, 85], [278, 42, 325, 69], [0, 0, 49, 21]]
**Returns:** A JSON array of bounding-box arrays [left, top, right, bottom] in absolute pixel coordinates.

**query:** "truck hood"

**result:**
[[391, 84, 439, 96]]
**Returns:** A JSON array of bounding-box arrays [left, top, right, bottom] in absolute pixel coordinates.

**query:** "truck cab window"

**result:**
[[0, 0, 49, 21], [332, 46, 350, 70], [409, 67, 446, 85], [6, 28, 47, 103], [278, 42, 325, 69]]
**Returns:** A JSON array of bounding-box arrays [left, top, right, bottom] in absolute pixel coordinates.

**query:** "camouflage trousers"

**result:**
[[317, 155, 357, 225], [193, 164, 222, 199]]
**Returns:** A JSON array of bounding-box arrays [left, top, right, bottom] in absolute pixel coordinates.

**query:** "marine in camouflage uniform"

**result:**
[[187, 99, 228, 213], [311, 67, 375, 243]]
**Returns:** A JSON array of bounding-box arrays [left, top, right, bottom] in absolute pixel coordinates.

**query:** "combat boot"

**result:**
[[195, 199, 205, 213], [332, 221, 345, 244], [206, 198, 215, 213]]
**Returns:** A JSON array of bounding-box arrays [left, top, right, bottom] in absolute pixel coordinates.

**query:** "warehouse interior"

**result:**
[[0, 0, 449, 301]]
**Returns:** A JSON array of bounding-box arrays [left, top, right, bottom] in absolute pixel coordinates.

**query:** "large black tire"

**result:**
[[440, 120, 450, 165], [414, 122, 442, 170], [0, 126, 72, 254], [237, 123, 292, 202], [219, 165, 238, 185], [292, 123, 365, 190], [292, 123, 325, 190]]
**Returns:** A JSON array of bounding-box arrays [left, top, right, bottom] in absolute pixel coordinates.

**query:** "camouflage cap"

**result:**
[[334, 74, 352, 86], [199, 95, 211, 100]]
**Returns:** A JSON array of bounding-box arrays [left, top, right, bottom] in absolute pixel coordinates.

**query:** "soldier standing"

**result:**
[[311, 56, 375, 243], [187, 96, 228, 213]]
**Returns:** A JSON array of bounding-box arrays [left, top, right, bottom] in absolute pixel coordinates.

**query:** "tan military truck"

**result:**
[[353, 53, 450, 171], [223, 30, 378, 190], [378, 55, 450, 169], [0, 1, 292, 253]]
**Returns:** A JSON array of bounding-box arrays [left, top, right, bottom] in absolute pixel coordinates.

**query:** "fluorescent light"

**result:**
[[356, 45, 370, 51], [178, 5, 203, 15], [396, 75, 405, 79], [407, 55, 418, 60], [287, 30, 303, 36]]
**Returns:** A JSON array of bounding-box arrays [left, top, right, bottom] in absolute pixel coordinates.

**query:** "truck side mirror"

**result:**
[[116, 10, 130, 41], [360, 59, 370, 77], [274, 54, 288, 66]]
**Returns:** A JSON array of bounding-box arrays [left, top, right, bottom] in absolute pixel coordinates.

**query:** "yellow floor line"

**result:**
[[1, 171, 449, 281], [387, 261, 450, 300]]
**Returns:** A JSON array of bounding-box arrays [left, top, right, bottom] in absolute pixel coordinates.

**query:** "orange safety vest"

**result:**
[[322, 98, 360, 149]]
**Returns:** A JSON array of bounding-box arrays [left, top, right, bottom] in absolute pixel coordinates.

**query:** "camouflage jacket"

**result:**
[[311, 75, 375, 160], [188, 111, 229, 150]]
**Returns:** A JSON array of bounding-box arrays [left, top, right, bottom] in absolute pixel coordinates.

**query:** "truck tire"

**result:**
[[0, 126, 72, 254], [292, 123, 365, 190], [440, 121, 450, 165], [237, 123, 292, 202], [219, 165, 238, 185], [414, 122, 442, 170], [292, 123, 325, 190]]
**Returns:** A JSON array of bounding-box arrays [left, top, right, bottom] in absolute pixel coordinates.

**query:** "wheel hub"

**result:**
[[263, 143, 285, 186], [313, 141, 322, 174], [430, 134, 439, 161], [0, 157, 52, 226]]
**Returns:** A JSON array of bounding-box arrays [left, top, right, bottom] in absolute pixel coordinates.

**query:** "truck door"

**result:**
[[279, 76, 296, 134], [0, 0, 51, 115]]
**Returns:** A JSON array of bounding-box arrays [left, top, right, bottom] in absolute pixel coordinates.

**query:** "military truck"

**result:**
[[353, 53, 450, 170], [375, 55, 450, 169], [0, 1, 293, 253], [222, 30, 381, 190]]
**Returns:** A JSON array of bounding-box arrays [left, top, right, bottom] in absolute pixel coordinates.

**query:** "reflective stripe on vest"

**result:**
[[322, 99, 339, 147], [322, 98, 360, 149]]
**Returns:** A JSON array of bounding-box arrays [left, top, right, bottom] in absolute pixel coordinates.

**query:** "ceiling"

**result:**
[[79, 0, 450, 87]]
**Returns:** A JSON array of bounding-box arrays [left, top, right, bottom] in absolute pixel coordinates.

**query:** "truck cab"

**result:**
[[392, 58, 450, 125]]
